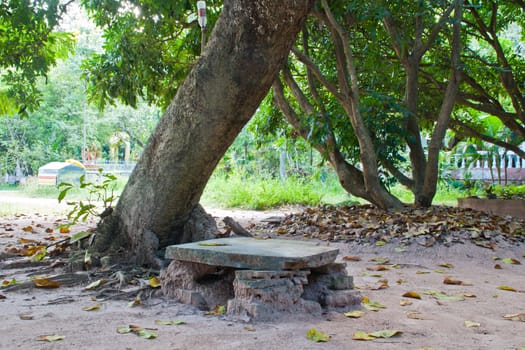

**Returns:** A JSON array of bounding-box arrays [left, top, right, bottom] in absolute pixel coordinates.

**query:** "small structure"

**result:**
[[37, 161, 85, 186], [162, 237, 360, 321]]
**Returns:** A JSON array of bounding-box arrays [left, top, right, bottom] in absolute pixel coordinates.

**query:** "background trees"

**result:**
[[1, 1, 524, 209], [270, 1, 464, 208]]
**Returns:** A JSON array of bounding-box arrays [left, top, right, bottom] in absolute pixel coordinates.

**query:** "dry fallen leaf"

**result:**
[[424, 290, 465, 301], [370, 257, 389, 264], [464, 320, 481, 328], [33, 277, 60, 288], [406, 311, 426, 320], [402, 291, 422, 300], [18, 237, 38, 244], [502, 313, 525, 322], [149, 276, 161, 288], [443, 277, 463, 285], [84, 279, 107, 290], [205, 304, 226, 316], [342, 255, 361, 261], [353, 329, 402, 341], [38, 335, 65, 342], [400, 299, 413, 306], [352, 330, 376, 341], [244, 326, 256, 331], [438, 263, 454, 269], [82, 304, 101, 311], [128, 295, 142, 308], [344, 310, 365, 318]]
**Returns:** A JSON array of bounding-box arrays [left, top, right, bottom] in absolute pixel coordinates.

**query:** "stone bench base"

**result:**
[[161, 260, 361, 321]]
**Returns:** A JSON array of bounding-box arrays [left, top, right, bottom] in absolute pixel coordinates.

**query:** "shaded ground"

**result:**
[[0, 194, 524, 350]]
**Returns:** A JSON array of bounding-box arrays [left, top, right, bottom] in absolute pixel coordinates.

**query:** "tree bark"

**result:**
[[273, 71, 403, 209], [419, 0, 463, 207], [93, 0, 314, 267]]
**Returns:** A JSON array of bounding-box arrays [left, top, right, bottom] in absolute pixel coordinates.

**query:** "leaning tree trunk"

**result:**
[[93, 0, 314, 267]]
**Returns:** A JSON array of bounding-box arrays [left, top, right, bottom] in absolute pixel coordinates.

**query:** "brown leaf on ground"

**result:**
[[33, 277, 60, 288], [402, 291, 422, 299], [343, 255, 361, 261], [257, 205, 525, 248], [443, 277, 463, 285]]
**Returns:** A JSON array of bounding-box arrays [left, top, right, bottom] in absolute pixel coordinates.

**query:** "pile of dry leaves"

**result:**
[[256, 205, 525, 249]]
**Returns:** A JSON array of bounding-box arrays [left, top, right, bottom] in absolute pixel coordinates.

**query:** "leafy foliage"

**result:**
[[58, 169, 119, 225], [0, 0, 75, 113], [80, 0, 221, 109]]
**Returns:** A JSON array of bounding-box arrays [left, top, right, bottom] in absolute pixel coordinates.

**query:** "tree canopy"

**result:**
[[0, 0, 75, 114], [1, 0, 524, 209]]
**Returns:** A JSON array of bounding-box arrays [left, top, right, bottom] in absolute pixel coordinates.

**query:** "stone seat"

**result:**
[[165, 237, 339, 270], [162, 237, 361, 320]]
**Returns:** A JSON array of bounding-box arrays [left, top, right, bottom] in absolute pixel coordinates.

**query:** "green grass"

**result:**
[[202, 172, 353, 210], [13, 176, 128, 200], [1, 172, 476, 213]]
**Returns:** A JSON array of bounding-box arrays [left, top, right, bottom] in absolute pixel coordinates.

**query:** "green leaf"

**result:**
[[306, 328, 330, 342], [502, 258, 520, 265], [70, 231, 94, 243], [31, 247, 47, 262], [116, 326, 132, 334], [368, 329, 402, 338], [363, 301, 386, 311], [154, 319, 186, 325], [137, 329, 158, 339], [1, 278, 18, 287], [57, 186, 71, 203], [352, 330, 376, 340], [497, 285, 517, 292]]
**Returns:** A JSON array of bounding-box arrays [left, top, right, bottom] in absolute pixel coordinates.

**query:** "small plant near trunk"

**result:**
[[58, 169, 119, 225]]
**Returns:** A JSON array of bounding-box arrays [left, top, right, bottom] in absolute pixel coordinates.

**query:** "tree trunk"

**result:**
[[273, 75, 403, 210], [419, 0, 463, 207], [93, 0, 314, 267]]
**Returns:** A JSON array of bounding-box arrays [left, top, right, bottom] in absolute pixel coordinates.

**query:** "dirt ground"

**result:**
[[0, 193, 524, 350]]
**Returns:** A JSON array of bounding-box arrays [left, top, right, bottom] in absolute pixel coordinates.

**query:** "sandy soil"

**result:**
[[0, 194, 524, 350]]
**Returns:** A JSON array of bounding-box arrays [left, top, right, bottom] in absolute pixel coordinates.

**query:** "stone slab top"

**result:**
[[165, 237, 339, 270]]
